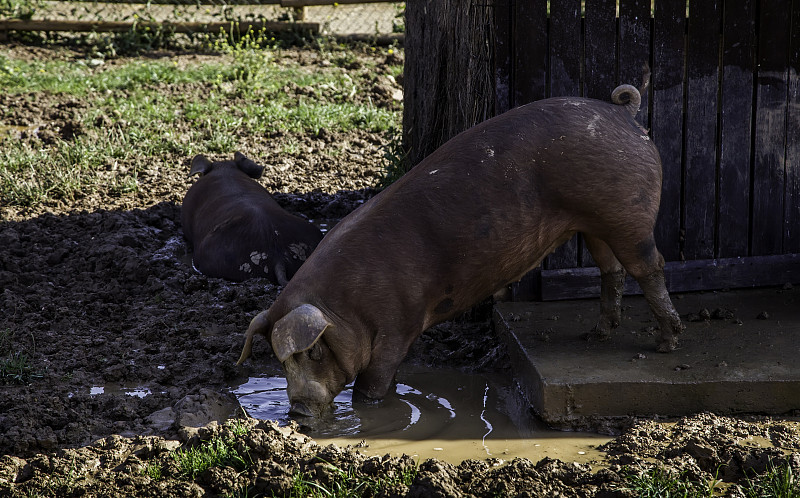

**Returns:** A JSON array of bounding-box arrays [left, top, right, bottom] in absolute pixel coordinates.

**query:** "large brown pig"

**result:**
[[236, 85, 685, 418], [181, 152, 323, 285]]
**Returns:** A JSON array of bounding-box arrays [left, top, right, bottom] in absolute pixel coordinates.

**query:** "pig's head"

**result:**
[[238, 304, 365, 419], [189, 151, 264, 179]]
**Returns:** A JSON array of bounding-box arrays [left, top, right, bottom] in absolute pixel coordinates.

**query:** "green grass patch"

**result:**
[[0, 351, 42, 385], [289, 459, 418, 498], [0, 33, 402, 211], [171, 422, 252, 480], [744, 461, 800, 498], [622, 466, 718, 498], [140, 461, 164, 481], [0, 329, 41, 385]]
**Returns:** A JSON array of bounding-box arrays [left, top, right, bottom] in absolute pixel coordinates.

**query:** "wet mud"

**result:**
[[1, 42, 799, 497]]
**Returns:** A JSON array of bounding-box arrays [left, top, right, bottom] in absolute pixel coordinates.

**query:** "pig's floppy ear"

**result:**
[[234, 152, 265, 179], [271, 304, 330, 362], [189, 155, 213, 177]]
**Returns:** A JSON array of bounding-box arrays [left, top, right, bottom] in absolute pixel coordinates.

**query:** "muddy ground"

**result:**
[[1, 40, 799, 497]]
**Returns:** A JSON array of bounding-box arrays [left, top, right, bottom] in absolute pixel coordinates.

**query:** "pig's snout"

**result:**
[[289, 401, 316, 418], [284, 366, 337, 418], [286, 390, 334, 419]]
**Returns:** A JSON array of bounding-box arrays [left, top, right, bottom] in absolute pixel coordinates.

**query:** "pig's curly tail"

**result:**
[[612, 62, 650, 118], [611, 84, 641, 118]]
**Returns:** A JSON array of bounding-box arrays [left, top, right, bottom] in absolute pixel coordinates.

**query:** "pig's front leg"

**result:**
[[353, 332, 417, 401]]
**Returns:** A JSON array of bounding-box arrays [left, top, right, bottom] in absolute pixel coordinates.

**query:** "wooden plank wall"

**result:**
[[495, 0, 800, 298]]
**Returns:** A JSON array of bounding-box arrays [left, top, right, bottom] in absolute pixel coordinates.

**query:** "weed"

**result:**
[[228, 418, 250, 437], [225, 485, 253, 498], [288, 459, 418, 498], [43, 455, 78, 495], [622, 465, 716, 498], [140, 461, 163, 481], [744, 460, 800, 498], [378, 126, 407, 189], [0, 352, 42, 385], [172, 420, 252, 480]]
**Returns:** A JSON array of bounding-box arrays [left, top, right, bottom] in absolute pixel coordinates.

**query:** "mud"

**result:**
[[1, 40, 799, 497]]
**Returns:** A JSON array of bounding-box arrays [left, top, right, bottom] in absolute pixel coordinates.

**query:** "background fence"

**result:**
[[0, 0, 404, 41], [403, 0, 800, 301], [493, 0, 800, 300]]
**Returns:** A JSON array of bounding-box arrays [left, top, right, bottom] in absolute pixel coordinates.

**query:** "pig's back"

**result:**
[[288, 96, 662, 323]]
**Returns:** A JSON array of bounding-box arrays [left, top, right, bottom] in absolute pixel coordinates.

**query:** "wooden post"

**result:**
[[403, 0, 495, 170]]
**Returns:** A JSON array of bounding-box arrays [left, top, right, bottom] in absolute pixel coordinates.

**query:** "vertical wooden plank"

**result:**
[[718, 0, 755, 258], [545, 0, 581, 270], [513, 0, 548, 106], [619, 0, 652, 126], [752, 0, 790, 256], [581, 0, 617, 268], [584, 0, 617, 99], [651, 0, 685, 262], [683, 1, 721, 260], [549, 0, 582, 98], [785, 0, 800, 253], [494, 0, 513, 115]]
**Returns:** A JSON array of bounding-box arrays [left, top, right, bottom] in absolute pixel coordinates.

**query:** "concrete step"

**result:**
[[494, 286, 800, 427]]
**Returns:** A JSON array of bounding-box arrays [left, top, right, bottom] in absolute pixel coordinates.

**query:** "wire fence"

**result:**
[[1, 0, 405, 40]]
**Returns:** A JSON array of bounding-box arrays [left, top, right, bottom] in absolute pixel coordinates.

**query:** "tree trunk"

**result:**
[[402, 0, 495, 170]]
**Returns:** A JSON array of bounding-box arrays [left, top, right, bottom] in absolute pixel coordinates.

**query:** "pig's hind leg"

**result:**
[[584, 236, 626, 342], [606, 234, 685, 352]]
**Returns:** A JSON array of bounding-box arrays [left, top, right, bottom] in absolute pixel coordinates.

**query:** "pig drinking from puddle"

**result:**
[[236, 84, 685, 418], [181, 152, 323, 285]]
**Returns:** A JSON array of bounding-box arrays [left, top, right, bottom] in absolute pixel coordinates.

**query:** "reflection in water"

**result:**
[[89, 385, 153, 397], [233, 365, 611, 464], [480, 383, 492, 455]]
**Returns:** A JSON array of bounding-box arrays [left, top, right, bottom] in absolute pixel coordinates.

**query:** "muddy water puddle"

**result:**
[[0, 124, 38, 139], [233, 365, 611, 464]]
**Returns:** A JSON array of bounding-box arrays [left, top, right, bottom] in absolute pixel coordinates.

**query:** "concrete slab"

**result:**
[[494, 286, 800, 427]]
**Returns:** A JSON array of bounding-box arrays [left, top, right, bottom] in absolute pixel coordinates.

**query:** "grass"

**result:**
[[0, 329, 41, 385], [171, 420, 252, 480], [623, 461, 800, 498], [622, 466, 719, 498], [744, 461, 800, 498], [172, 434, 251, 480], [0, 352, 41, 384], [140, 461, 163, 480], [0, 29, 402, 211], [289, 459, 418, 498]]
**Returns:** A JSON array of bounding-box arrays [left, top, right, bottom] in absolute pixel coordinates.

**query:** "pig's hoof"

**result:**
[[582, 327, 611, 343], [656, 337, 679, 353]]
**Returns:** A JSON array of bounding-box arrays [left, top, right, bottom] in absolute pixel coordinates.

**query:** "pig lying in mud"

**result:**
[[237, 85, 685, 418], [181, 152, 323, 285]]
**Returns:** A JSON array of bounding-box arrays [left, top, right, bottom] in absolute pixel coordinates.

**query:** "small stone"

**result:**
[[674, 364, 691, 371], [711, 307, 735, 320], [757, 311, 770, 320]]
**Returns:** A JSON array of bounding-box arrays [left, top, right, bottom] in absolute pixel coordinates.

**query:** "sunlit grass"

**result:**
[[289, 459, 418, 498], [0, 34, 402, 211]]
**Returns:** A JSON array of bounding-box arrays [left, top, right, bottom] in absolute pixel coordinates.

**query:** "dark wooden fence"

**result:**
[[488, 0, 800, 300]]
